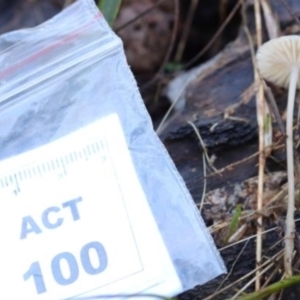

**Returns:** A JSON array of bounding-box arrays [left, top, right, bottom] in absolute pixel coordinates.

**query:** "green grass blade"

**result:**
[[224, 204, 242, 244], [98, 0, 122, 26], [236, 275, 300, 300]]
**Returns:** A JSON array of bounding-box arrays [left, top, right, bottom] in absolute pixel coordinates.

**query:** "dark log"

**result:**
[[162, 2, 300, 298]]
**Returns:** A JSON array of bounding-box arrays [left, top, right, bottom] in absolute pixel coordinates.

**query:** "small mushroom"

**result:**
[[256, 35, 300, 276]]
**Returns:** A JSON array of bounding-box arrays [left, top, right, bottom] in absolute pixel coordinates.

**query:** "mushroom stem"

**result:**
[[285, 65, 298, 276]]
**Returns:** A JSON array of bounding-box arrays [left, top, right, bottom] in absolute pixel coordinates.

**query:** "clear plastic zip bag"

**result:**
[[0, 1, 225, 299]]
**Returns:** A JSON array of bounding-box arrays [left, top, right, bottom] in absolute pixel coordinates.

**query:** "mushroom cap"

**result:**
[[256, 35, 300, 88]]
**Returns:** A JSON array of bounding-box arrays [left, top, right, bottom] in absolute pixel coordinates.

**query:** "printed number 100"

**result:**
[[24, 241, 107, 294]]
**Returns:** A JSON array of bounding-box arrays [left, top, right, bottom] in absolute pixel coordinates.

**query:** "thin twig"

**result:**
[[254, 1, 263, 46], [244, 0, 265, 290], [260, 0, 280, 39], [174, 0, 199, 63], [218, 216, 300, 255], [263, 80, 286, 136], [199, 154, 207, 213], [232, 251, 283, 300], [156, 81, 188, 134], [255, 45, 265, 293], [261, 264, 282, 288], [203, 251, 282, 300], [187, 120, 219, 173], [203, 143, 284, 181], [183, 0, 243, 69], [217, 240, 250, 292], [209, 211, 256, 234]]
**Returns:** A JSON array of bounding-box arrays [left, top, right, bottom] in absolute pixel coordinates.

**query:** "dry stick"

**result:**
[[174, 0, 199, 63], [263, 81, 286, 136], [231, 252, 283, 300], [199, 154, 207, 213], [187, 121, 219, 173], [202, 143, 285, 181], [264, 184, 287, 209], [209, 215, 251, 235], [228, 223, 248, 244], [254, 1, 263, 46], [246, 0, 265, 290], [219, 230, 281, 261], [141, 0, 180, 91], [216, 240, 250, 292], [219, 216, 300, 252], [260, 0, 280, 39], [156, 81, 189, 134], [183, 0, 243, 69], [255, 76, 265, 290]]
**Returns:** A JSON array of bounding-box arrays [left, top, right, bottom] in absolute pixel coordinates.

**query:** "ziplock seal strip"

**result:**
[[0, 13, 121, 105]]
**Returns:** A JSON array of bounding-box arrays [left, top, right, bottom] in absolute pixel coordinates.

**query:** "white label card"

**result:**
[[0, 114, 182, 300]]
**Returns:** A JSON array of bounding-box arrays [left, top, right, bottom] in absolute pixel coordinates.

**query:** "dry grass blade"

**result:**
[[198, 153, 207, 213], [203, 143, 284, 181], [260, 0, 280, 39], [183, 0, 243, 69], [224, 204, 242, 244], [263, 81, 286, 136], [187, 121, 219, 174], [203, 251, 282, 300], [174, 0, 199, 63], [244, 0, 266, 290], [216, 240, 250, 292], [232, 251, 283, 299], [156, 78, 190, 134]]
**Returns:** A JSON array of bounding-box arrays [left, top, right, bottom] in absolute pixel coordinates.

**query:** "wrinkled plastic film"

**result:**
[[0, 0, 226, 292]]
